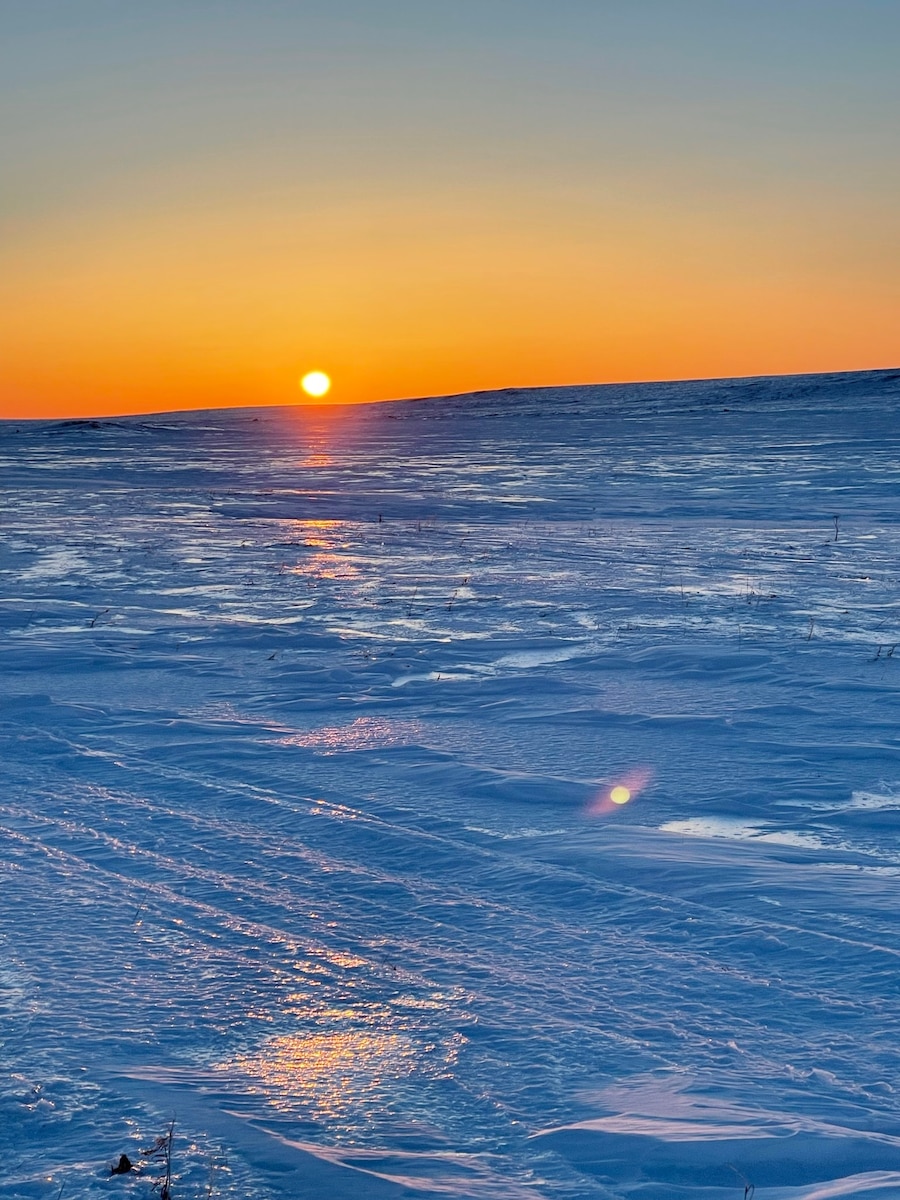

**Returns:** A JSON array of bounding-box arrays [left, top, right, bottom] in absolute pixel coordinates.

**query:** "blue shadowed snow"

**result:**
[[2, 369, 900, 1199]]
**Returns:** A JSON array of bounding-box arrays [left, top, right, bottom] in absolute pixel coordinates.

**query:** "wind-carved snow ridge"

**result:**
[[535, 1073, 900, 1198], [1, 368, 900, 1199]]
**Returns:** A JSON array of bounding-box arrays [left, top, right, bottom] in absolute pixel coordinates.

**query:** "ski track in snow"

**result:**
[[2, 370, 900, 1199]]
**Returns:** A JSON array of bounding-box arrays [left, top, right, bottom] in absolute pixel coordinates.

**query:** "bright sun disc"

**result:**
[[610, 786, 631, 805], [300, 371, 331, 398]]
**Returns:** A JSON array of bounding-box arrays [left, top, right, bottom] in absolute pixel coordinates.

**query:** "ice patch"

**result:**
[[660, 817, 827, 850], [274, 716, 425, 751], [846, 790, 900, 811], [20, 550, 89, 579], [391, 671, 478, 685], [495, 645, 583, 668]]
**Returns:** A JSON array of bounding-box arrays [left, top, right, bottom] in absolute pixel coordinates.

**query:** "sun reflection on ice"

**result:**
[[280, 519, 359, 581], [299, 449, 333, 468], [229, 1029, 417, 1118], [274, 715, 424, 753], [284, 518, 343, 549], [223, 1020, 467, 1124]]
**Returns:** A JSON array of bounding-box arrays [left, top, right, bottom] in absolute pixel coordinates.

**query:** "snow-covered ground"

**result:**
[[2, 369, 900, 1200]]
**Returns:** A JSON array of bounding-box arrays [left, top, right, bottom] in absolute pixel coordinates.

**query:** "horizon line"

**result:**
[[3, 363, 898, 424]]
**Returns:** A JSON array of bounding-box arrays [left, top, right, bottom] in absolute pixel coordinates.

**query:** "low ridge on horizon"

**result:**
[[6, 365, 898, 426]]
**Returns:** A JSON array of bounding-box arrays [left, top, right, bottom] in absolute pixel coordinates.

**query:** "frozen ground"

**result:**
[[2, 368, 900, 1200]]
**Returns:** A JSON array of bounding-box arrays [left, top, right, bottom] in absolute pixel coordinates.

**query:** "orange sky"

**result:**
[[2, 3, 897, 419]]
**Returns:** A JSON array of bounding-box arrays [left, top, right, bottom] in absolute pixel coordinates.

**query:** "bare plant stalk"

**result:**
[[141, 1118, 175, 1200]]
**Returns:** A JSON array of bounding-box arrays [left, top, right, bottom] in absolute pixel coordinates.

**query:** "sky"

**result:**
[[1, 1, 898, 418]]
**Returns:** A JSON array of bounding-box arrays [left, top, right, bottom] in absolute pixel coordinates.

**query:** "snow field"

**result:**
[[2, 369, 900, 1198]]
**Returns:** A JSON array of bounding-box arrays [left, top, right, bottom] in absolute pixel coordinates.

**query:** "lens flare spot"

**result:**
[[300, 371, 331, 398], [587, 766, 654, 816]]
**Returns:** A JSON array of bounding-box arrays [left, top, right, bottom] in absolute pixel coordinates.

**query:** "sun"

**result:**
[[300, 371, 331, 398]]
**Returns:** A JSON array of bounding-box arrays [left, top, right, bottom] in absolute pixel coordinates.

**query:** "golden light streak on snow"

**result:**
[[300, 451, 333, 467], [228, 1029, 418, 1118], [287, 518, 343, 548]]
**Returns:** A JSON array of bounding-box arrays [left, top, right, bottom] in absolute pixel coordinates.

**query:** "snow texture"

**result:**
[[2, 368, 900, 1199]]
